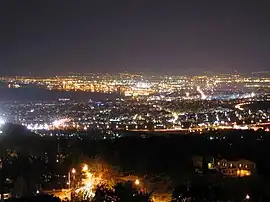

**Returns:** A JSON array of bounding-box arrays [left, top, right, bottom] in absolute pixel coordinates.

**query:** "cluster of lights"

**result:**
[[69, 165, 106, 200], [69, 164, 141, 201], [25, 118, 71, 131], [75, 172, 102, 199], [236, 169, 251, 177]]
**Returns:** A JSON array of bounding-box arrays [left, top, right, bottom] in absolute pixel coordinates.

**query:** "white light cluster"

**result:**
[[26, 123, 49, 130], [0, 117, 5, 126], [25, 118, 71, 131], [52, 118, 70, 128]]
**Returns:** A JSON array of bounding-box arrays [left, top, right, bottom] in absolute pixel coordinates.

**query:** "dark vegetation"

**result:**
[[0, 124, 270, 201]]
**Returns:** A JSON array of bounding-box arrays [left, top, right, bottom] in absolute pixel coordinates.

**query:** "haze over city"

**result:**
[[0, 1, 270, 202], [2, 0, 270, 76]]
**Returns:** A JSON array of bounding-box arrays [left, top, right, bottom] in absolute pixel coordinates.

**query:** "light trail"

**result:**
[[235, 102, 250, 111], [75, 172, 97, 199], [75, 169, 108, 200], [129, 122, 270, 133], [197, 86, 207, 100]]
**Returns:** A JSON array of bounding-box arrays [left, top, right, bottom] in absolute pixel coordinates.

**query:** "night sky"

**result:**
[[1, 0, 270, 76]]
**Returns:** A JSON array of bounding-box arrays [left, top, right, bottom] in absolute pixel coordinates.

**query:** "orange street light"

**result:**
[[135, 179, 140, 186], [82, 164, 88, 172], [71, 168, 76, 174]]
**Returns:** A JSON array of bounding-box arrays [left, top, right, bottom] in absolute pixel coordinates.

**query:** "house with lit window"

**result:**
[[214, 159, 255, 177], [192, 156, 256, 177]]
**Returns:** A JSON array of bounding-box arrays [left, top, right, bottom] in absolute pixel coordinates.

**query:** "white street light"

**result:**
[[245, 194, 250, 200]]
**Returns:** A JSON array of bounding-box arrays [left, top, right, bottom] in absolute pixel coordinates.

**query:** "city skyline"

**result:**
[[1, 1, 270, 200], [2, 1, 270, 76]]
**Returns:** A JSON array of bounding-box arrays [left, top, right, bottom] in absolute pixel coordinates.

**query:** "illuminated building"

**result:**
[[215, 159, 255, 177]]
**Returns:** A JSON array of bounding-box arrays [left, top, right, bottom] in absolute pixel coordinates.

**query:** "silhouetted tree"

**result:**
[[92, 182, 152, 202], [92, 185, 115, 202], [6, 195, 60, 202], [12, 176, 28, 198]]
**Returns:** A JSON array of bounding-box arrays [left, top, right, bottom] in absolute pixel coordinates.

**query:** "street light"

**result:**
[[245, 194, 250, 200], [135, 179, 140, 186], [67, 168, 76, 189], [82, 164, 88, 172]]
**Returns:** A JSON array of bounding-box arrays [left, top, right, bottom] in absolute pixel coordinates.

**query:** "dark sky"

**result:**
[[1, 0, 270, 76]]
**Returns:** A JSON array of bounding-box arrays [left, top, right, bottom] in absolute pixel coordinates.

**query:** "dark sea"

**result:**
[[0, 84, 119, 102]]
